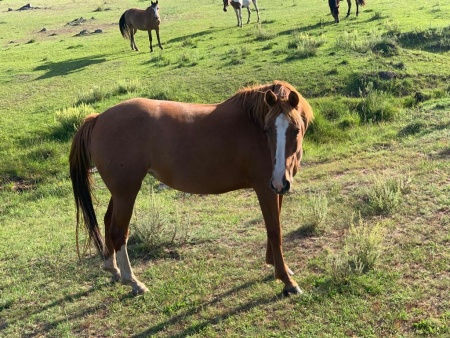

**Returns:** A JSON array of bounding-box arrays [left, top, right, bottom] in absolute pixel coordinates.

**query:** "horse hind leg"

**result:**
[[130, 28, 139, 51], [110, 192, 148, 295], [246, 7, 251, 24], [234, 8, 242, 27], [155, 28, 163, 50], [346, 0, 351, 17], [102, 198, 121, 282], [252, 0, 260, 22]]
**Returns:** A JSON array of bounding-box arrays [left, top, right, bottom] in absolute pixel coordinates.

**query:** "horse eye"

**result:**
[[294, 128, 300, 135], [263, 129, 269, 135]]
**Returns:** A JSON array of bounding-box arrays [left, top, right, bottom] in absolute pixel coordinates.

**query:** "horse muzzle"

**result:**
[[223, 7, 227, 12], [270, 178, 291, 195]]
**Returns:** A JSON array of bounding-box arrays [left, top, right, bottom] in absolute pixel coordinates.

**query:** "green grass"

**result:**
[[1, 0, 450, 336]]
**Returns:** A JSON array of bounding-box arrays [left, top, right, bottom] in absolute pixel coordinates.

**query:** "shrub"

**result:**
[[52, 103, 95, 140], [357, 83, 399, 123], [335, 29, 383, 53], [131, 187, 191, 255], [76, 85, 107, 105], [253, 25, 276, 41], [113, 79, 142, 95], [287, 33, 324, 59], [299, 193, 329, 235], [327, 217, 386, 284], [363, 172, 413, 215]]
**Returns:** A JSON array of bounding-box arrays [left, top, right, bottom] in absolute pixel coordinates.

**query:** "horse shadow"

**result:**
[[131, 275, 283, 338], [34, 55, 107, 80]]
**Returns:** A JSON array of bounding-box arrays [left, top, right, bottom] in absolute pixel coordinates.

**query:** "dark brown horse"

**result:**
[[69, 81, 313, 296], [329, 0, 366, 23], [119, 1, 163, 52]]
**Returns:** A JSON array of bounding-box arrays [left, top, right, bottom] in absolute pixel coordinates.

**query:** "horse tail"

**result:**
[[119, 11, 130, 39], [69, 113, 105, 260], [357, 0, 366, 6]]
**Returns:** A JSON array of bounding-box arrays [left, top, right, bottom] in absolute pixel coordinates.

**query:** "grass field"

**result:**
[[1, 0, 449, 336]]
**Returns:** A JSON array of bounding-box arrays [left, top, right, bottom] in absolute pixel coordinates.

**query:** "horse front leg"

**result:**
[[155, 27, 163, 50], [103, 198, 121, 282], [246, 7, 251, 24], [252, 0, 260, 22], [256, 189, 302, 296], [111, 194, 149, 295], [148, 30, 153, 53], [265, 195, 295, 276]]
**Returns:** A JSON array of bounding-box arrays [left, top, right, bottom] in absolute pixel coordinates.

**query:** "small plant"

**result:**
[[253, 24, 276, 41], [132, 187, 191, 254], [327, 216, 386, 284], [52, 103, 95, 140], [300, 193, 329, 235], [363, 172, 413, 215], [76, 85, 108, 105], [357, 82, 398, 123], [287, 33, 324, 59], [114, 79, 142, 95], [335, 29, 383, 53]]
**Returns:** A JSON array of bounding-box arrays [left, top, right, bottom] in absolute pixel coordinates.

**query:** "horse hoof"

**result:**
[[282, 286, 303, 297], [132, 284, 149, 296]]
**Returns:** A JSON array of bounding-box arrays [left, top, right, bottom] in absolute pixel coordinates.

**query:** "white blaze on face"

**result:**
[[272, 114, 289, 191]]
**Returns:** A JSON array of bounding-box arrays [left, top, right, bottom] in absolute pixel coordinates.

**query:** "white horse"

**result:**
[[223, 0, 260, 27]]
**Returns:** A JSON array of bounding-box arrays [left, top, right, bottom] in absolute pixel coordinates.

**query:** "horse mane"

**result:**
[[234, 81, 313, 129]]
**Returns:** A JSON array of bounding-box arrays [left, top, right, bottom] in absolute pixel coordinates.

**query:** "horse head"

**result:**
[[263, 86, 312, 195], [329, 0, 340, 23], [150, 1, 160, 21]]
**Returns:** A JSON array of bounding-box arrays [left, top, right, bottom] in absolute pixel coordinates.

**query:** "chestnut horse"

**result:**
[[69, 81, 313, 296], [119, 1, 163, 52], [329, 0, 366, 23], [223, 0, 260, 27]]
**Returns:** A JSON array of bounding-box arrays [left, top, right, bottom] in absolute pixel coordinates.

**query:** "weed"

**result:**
[[300, 193, 329, 235], [335, 29, 383, 53], [131, 187, 191, 256], [327, 216, 386, 284], [114, 79, 142, 95], [52, 103, 95, 140], [362, 172, 413, 215], [253, 24, 276, 41], [76, 85, 107, 105], [357, 83, 399, 123], [287, 33, 324, 59]]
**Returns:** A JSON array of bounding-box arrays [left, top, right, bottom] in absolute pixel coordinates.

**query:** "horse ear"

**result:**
[[265, 90, 278, 107], [288, 91, 299, 108]]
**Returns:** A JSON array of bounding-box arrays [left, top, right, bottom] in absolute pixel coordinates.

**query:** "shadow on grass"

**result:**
[[131, 275, 283, 338], [34, 55, 108, 80]]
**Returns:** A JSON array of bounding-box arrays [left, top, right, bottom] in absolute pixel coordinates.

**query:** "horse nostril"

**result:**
[[284, 180, 290, 193], [223, 8, 227, 12]]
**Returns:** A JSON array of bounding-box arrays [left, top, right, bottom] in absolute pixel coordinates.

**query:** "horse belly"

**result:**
[[147, 138, 251, 194]]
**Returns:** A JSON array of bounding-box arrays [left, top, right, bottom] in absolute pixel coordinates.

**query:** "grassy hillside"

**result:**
[[0, 0, 449, 336]]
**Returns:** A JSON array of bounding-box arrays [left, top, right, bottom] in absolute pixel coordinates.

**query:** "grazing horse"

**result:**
[[69, 81, 313, 296], [329, 0, 366, 23], [119, 1, 163, 52], [223, 0, 260, 27]]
